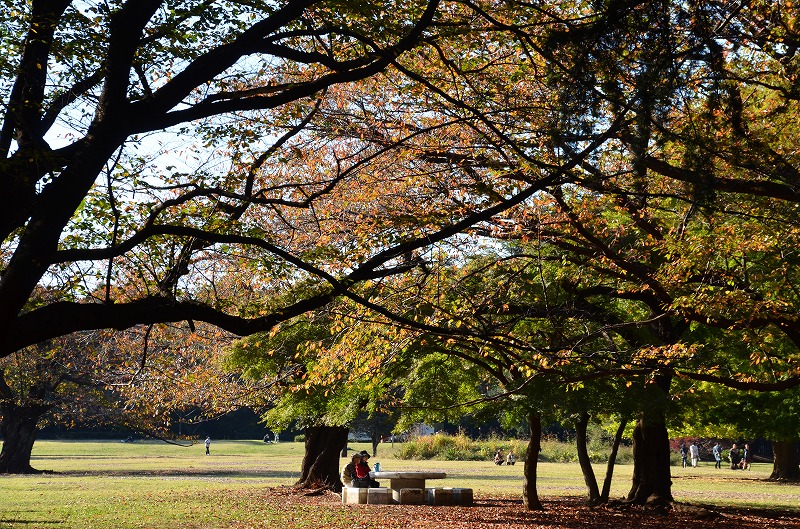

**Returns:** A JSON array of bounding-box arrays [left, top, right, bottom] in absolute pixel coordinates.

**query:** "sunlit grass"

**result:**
[[0, 440, 796, 529]]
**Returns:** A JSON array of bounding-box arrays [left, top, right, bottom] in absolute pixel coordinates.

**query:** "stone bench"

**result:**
[[424, 487, 473, 506], [396, 487, 424, 505], [342, 486, 392, 505], [342, 486, 473, 506]]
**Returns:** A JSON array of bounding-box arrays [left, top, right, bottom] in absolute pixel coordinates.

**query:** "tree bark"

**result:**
[[523, 412, 543, 510], [296, 425, 349, 492], [574, 411, 600, 505], [626, 416, 672, 505], [600, 416, 628, 503], [626, 371, 673, 507], [371, 434, 379, 457], [0, 402, 50, 473], [769, 440, 800, 481]]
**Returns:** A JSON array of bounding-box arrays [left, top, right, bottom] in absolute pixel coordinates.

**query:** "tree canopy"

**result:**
[[1, 0, 448, 354], [3, 0, 800, 500]]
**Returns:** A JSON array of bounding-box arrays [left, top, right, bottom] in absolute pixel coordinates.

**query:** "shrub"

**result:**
[[539, 438, 577, 463], [396, 433, 633, 464]]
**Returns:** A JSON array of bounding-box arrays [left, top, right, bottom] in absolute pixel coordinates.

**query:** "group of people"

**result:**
[[679, 442, 701, 468], [493, 449, 517, 466], [680, 441, 753, 470], [341, 450, 381, 488], [727, 443, 753, 470]]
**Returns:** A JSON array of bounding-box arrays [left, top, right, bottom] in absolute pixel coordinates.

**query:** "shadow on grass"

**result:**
[[448, 473, 538, 482], [54, 469, 300, 479], [0, 519, 64, 526]]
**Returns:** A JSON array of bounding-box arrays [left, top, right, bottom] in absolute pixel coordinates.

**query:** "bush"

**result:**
[[539, 438, 577, 463], [293, 434, 305, 442], [395, 433, 632, 464], [398, 432, 462, 459]]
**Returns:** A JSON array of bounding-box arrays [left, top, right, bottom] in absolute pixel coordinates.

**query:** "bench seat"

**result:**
[[342, 486, 392, 505], [424, 487, 474, 506], [342, 486, 473, 506]]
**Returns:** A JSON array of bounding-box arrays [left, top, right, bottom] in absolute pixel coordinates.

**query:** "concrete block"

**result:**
[[343, 486, 368, 504], [395, 487, 424, 505], [448, 487, 473, 506], [424, 487, 435, 505], [367, 487, 392, 505], [424, 487, 454, 506]]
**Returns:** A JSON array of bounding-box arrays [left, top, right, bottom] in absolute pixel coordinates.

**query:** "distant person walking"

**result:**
[[204, 436, 211, 455], [712, 442, 722, 469], [689, 442, 700, 468], [680, 443, 688, 468]]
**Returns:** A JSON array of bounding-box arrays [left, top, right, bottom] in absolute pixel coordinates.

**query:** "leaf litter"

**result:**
[[248, 488, 799, 529]]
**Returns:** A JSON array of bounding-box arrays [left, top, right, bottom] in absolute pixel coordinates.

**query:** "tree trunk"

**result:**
[[600, 416, 628, 503], [296, 425, 349, 492], [626, 416, 672, 505], [574, 411, 600, 505], [523, 412, 543, 510], [0, 402, 49, 474], [626, 371, 673, 507], [769, 440, 800, 481]]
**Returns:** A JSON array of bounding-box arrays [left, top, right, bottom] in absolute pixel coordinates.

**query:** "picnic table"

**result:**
[[369, 470, 447, 500], [342, 470, 470, 506]]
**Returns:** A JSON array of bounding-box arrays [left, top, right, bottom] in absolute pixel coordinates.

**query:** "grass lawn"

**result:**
[[0, 440, 797, 529]]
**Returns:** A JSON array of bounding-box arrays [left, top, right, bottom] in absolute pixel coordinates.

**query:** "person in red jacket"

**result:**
[[354, 450, 380, 487]]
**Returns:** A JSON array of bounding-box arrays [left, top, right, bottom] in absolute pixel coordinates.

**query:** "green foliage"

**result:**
[[396, 432, 496, 460], [671, 380, 800, 443], [6, 0, 800, 493], [395, 433, 634, 464], [227, 310, 397, 431], [394, 352, 486, 430]]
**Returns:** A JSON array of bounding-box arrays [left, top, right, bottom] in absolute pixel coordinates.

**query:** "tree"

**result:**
[[0, 349, 62, 473], [392, 1, 800, 506], [0, 0, 458, 358], [0, 321, 250, 473], [269, 250, 627, 508], [0, 0, 482, 475], [256, 0, 800, 508], [1, 4, 606, 471], [227, 308, 401, 491], [7, 1, 800, 506], [351, 410, 395, 456], [0, 327, 121, 473]]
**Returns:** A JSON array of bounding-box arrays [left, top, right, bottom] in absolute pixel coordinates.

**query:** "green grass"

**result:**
[[0, 440, 797, 529]]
